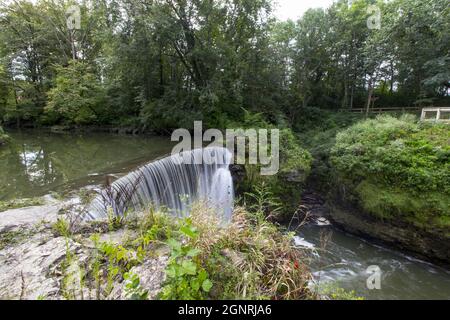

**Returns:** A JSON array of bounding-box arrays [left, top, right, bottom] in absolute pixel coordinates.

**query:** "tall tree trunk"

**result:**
[[350, 83, 355, 110], [366, 77, 374, 117], [70, 30, 77, 60], [342, 82, 348, 110], [390, 60, 394, 94]]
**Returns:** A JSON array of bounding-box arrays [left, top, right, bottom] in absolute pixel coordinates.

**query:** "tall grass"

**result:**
[[186, 202, 314, 300]]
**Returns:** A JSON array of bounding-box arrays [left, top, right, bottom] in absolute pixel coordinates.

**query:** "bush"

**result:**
[[177, 202, 314, 300], [330, 115, 450, 227], [45, 61, 107, 125], [240, 127, 312, 220], [226, 110, 313, 220]]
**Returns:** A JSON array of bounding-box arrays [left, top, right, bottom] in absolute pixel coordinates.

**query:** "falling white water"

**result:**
[[88, 147, 234, 221]]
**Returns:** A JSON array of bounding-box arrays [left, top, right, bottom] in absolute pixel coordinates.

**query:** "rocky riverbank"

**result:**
[[0, 199, 168, 300], [326, 197, 450, 267], [297, 187, 450, 267], [0, 196, 314, 300]]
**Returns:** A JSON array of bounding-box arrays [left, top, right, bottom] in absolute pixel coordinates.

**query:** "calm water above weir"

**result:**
[[1, 130, 449, 299], [0, 130, 174, 200]]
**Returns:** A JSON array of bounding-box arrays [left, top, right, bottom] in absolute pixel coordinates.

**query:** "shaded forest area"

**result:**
[[0, 0, 449, 131]]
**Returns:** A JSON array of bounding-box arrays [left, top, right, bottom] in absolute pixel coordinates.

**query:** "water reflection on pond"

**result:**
[[0, 130, 174, 200]]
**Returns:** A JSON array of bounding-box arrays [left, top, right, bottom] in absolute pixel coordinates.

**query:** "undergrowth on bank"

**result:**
[[330, 114, 450, 228], [158, 201, 314, 300], [232, 112, 313, 219]]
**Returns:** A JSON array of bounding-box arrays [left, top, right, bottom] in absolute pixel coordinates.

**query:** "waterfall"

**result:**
[[88, 147, 234, 221]]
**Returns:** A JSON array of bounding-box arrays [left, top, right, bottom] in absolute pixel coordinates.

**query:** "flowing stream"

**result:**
[[295, 224, 450, 300], [1, 129, 450, 299]]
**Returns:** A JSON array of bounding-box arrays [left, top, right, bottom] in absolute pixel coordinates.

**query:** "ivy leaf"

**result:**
[[180, 225, 198, 239], [167, 238, 182, 253], [202, 279, 213, 293], [165, 265, 177, 278], [186, 248, 201, 257], [181, 260, 197, 275]]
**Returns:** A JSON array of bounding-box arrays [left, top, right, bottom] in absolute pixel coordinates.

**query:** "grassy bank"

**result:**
[[53, 200, 315, 300], [329, 115, 449, 230]]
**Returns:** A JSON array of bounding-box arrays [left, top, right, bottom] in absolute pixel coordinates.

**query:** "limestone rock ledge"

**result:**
[[0, 202, 168, 300]]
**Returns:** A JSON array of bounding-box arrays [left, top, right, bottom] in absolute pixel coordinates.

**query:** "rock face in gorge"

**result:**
[[327, 199, 450, 267]]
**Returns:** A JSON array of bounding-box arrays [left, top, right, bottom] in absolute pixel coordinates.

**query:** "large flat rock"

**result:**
[[0, 202, 62, 233], [0, 235, 84, 300]]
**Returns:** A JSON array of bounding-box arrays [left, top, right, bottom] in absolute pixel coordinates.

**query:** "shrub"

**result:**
[[180, 202, 314, 300], [238, 122, 313, 220], [296, 108, 364, 191], [52, 218, 72, 238], [330, 115, 450, 227], [159, 219, 213, 300], [45, 61, 107, 125]]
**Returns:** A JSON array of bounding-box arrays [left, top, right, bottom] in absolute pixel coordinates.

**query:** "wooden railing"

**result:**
[[420, 107, 450, 123]]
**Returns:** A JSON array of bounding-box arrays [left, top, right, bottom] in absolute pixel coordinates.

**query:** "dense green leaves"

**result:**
[[0, 0, 447, 129], [45, 61, 106, 124], [330, 115, 450, 225], [161, 219, 213, 300], [331, 115, 450, 193]]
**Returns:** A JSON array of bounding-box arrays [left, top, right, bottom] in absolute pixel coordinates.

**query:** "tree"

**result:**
[[45, 60, 106, 125]]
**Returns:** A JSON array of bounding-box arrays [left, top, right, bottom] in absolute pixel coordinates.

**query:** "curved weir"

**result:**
[[88, 147, 234, 221]]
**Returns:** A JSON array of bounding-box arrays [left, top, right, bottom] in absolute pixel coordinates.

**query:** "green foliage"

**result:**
[[198, 206, 313, 300], [158, 202, 313, 300], [296, 107, 365, 191], [1, 0, 447, 128], [45, 61, 106, 125], [47, 201, 313, 301], [330, 115, 450, 227], [332, 115, 449, 194], [89, 234, 140, 298], [52, 218, 71, 238], [240, 126, 312, 220], [78, 188, 96, 206], [279, 128, 313, 176], [0, 197, 44, 212], [244, 182, 282, 221], [123, 272, 149, 300], [319, 283, 365, 300], [160, 220, 213, 300], [131, 208, 176, 262], [0, 230, 27, 250]]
